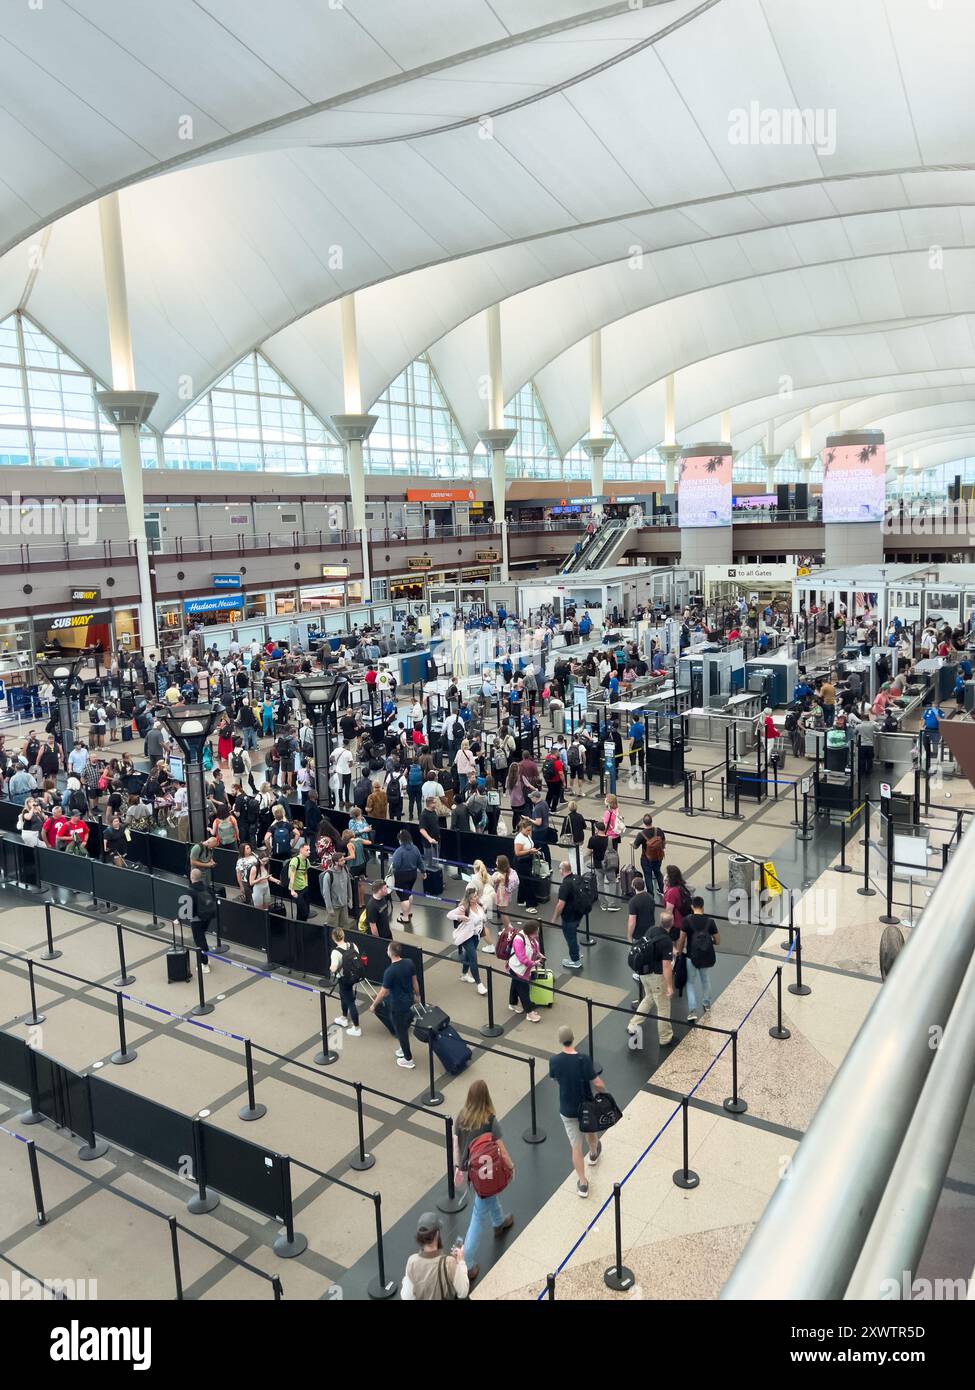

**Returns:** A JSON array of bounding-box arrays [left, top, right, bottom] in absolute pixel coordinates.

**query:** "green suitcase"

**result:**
[[529, 968, 554, 1008]]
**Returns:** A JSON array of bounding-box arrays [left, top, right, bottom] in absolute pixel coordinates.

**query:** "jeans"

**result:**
[[241, 726, 258, 750], [823, 704, 835, 727], [464, 1191, 505, 1260], [562, 915, 581, 963], [459, 935, 481, 984], [407, 787, 422, 819], [189, 917, 210, 967], [545, 784, 562, 811], [684, 960, 713, 1015], [628, 744, 644, 769], [338, 980, 359, 1026], [641, 858, 664, 896]]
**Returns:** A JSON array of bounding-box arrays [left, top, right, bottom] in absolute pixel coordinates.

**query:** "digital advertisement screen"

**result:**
[[678, 451, 732, 528], [822, 441, 885, 523]]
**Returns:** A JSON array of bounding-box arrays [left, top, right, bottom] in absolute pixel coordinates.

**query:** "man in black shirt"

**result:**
[[418, 798, 441, 860], [369, 941, 420, 1069], [339, 710, 360, 747], [677, 896, 719, 1022], [548, 1024, 606, 1198], [553, 859, 583, 970], [625, 875, 655, 942], [364, 880, 392, 940]]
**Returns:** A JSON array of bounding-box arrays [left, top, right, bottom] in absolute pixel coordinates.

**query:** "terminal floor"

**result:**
[[0, 732, 964, 1300]]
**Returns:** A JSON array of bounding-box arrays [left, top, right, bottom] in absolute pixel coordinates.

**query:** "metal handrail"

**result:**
[[721, 813, 975, 1300]]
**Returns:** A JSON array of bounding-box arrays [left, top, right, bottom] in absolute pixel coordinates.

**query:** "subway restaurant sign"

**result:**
[[407, 556, 433, 570], [50, 613, 94, 630]]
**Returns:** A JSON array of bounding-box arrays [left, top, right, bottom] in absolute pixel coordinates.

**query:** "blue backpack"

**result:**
[[271, 821, 291, 856], [408, 764, 423, 786]]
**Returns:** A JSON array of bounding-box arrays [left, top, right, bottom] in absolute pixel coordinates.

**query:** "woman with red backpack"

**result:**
[[453, 1079, 515, 1278], [664, 863, 693, 939]]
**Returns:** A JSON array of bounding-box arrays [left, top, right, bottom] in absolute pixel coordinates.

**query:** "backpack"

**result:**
[[271, 822, 291, 857], [784, 710, 799, 732], [687, 916, 716, 969], [467, 1131, 512, 1199], [542, 755, 558, 782], [492, 743, 508, 773], [408, 764, 423, 786], [676, 884, 693, 918], [569, 870, 598, 919], [643, 833, 665, 861], [276, 734, 290, 757], [338, 941, 365, 985], [216, 817, 237, 846], [231, 750, 245, 774], [567, 743, 582, 767], [495, 925, 517, 961], [627, 935, 656, 975]]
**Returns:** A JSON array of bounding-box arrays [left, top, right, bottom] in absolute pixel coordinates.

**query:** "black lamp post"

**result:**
[[158, 704, 220, 845], [38, 651, 88, 768], [294, 674, 348, 808]]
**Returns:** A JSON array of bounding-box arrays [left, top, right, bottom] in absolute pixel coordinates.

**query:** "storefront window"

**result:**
[[272, 590, 297, 616], [245, 592, 268, 618], [297, 583, 345, 613]]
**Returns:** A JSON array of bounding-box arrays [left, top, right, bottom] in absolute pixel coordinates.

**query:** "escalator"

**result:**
[[559, 518, 635, 573]]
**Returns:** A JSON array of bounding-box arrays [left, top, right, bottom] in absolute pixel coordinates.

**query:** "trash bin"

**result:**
[[728, 854, 754, 919], [550, 701, 564, 734]]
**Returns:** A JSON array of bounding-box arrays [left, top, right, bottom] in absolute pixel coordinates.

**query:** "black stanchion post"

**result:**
[[238, 1038, 267, 1121], [437, 1117, 467, 1214], [586, 997, 596, 1071], [672, 1096, 700, 1189], [723, 1031, 747, 1113], [522, 1055, 547, 1145], [790, 776, 799, 827], [367, 1193, 397, 1299], [576, 843, 594, 949], [769, 966, 791, 1040], [113, 922, 135, 987], [169, 1216, 183, 1300], [706, 838, 718, 893], [186, 1119, 219, 1215], [546, 1273, 556, 1300], [110, 991, 137, 1065], [835, 813, 852, 873], [314, 987, 339, 1066], [24, 959, 45, 1027], [603, 1182, 636, 1291], [797, 788, 811, 841], [423, 1036, 445, 1108], [190, 951, 214, 1017], [272, 1156, 308, 1258], [26, 1139, 46, 1225], [788, 926, 812, 997], [773, 760, 779, 801], [349, 1082, 376, 1172], [480, 965, 503, 1039], [734, 771, 741, 820], [272, 1276, 283, 1301], [41, 901, 61, 961]]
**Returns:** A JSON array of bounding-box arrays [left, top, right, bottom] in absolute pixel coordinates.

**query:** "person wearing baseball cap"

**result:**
[[400, 1212, 475, 1300]]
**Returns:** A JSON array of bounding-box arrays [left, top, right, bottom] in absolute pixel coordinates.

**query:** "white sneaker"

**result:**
[[396, 1057, 416, 1069], [476, 983, 488, 995], [201, 963, 211, 974], [605, 905, 621, 912], [395, 1047, 405, 1058], [481, 944, 496, 954], [508, 1004, 523, 1013], [460, 973, 475, 984], [346, 1026, 362, 1037], [334, 1015, 349, 1028]]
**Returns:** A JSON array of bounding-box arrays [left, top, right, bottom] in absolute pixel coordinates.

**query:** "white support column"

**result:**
[[96, 192, 158, 654], [478, 305, 516, 580], [660, 374, 680, 492], [584, 331, 613, 505], [800, 410, 812, 460], [331, 294, 377, 596], [720, 409, 731, 444]]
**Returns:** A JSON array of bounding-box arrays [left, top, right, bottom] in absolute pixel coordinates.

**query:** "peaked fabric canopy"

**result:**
[[3, 0, 974, 466]]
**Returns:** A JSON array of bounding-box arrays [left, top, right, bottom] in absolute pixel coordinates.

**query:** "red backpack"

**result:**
[[495, 925, 517, 961], [467, 1132, 512, 1198]]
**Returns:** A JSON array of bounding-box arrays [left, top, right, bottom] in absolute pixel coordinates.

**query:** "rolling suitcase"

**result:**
[[423, 865, 444, 897], [167, 920, 191, 984], [430, 1022, 472, 1075], [529, 968, 555, 1008], [411, 1002, 449, 1043]]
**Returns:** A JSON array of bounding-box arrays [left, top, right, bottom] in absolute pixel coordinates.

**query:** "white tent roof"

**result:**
[[3, 0, 975, 465]]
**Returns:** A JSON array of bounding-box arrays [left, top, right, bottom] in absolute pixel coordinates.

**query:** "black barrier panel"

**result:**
[[343, 927, 425, 1003], [62, 1070, 96, 1149], [0, 1027, 27, 1093], [31, 1050, 57, 1124], [293, 919, 329, 977], [0, 801, 21, 833], [36, 845, 93, 894], [19, 842, 39, 889], [216, 897, 268, 954], [85, 823, 105, 858], [267, 910, 290, 967], [89, 1075, 195, 1174], [0, 835, 21, 883], [91, 861, 154, 913], [147, 835, 189, 877], [152, 876, 190, 923], [210, 847, 239, 890], [199, 1123, 284, 1221], [122, 830, 153, 870]]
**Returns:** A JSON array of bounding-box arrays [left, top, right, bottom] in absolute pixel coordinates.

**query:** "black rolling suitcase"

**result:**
[[423, 864, 444, 897], [167, 920, 192, 983]]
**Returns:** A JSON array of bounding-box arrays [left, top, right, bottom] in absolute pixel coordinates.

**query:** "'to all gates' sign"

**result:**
[[474, 550, 500, 564], [407, 556, 433, 570]]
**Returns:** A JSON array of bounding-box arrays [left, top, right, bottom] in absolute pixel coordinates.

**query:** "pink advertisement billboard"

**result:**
[[822, 440, 885, 523], [678, 450, 732, 528]]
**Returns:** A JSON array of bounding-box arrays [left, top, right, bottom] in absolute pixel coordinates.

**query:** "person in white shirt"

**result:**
[[411, 699, 424, 728], [421, 775, 445, 808], [332, 746, 354, 807]]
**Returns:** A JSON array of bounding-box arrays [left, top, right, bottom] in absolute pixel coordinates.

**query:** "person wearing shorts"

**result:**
[[548, 1025, 606, 1198], [390, 829, 424, 925]]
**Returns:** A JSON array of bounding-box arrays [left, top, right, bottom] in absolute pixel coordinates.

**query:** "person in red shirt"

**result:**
[[42, 813, 68, 848], [57, 814, 89, 853]]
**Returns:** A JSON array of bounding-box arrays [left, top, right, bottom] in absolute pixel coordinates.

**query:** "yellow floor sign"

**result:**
[[762, 860, 783, 895]]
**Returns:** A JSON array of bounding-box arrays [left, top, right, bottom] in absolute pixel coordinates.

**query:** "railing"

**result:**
[[721, 812, 975, 1300]]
